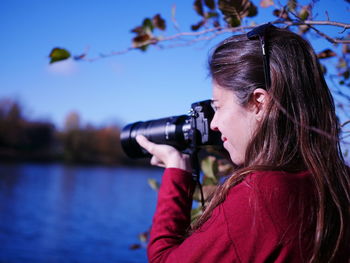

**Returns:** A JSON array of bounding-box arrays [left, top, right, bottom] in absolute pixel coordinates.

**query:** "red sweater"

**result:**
[[148, 168, 317, 263]]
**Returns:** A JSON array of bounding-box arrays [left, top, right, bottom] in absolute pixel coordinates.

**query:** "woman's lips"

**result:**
[[222, 137, 228, 149]]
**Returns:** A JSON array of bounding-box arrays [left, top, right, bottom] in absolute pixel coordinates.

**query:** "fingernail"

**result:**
[[135, 135, 144, 143]]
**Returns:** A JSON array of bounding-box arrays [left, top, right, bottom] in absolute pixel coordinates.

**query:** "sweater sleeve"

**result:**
[[147, 168, 238, 263], [147, 169, 317, 263], [147, 168, 195, 262]]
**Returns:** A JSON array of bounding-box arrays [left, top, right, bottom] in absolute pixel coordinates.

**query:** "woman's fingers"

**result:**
[[150, 156, 165, 167], [136, 135, 156, 155], [135, 134, 191, 172], [136, 135, 169, 168]]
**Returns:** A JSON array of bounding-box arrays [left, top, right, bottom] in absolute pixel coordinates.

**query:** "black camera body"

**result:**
[[120, 100, 222, 158]]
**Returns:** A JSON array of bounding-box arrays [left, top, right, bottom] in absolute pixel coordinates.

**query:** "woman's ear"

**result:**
[[249, 88, 269, 121]]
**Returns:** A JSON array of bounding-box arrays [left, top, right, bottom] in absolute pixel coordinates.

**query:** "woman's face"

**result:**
[[210, 84, 259, 165]]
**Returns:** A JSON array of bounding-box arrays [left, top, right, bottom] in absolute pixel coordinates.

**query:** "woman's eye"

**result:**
[[211, 101, 219, 112], [214, 105, 221, 111]]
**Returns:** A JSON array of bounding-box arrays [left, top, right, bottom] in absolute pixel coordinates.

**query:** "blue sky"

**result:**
[[0, 0, 349, 130]]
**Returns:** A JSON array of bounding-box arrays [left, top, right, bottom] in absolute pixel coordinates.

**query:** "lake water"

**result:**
[[0, 163, 163, 263]]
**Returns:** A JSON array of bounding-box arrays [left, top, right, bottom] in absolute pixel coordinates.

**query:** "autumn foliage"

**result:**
[[0, 99, 137, 165]]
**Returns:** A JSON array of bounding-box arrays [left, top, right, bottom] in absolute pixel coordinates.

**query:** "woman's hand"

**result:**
[[136, 135, 192, 172]]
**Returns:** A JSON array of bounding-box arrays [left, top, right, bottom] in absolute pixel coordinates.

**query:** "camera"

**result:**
[[120, 100, 223, 158]]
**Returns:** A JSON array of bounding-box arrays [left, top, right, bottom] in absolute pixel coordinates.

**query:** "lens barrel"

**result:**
[[120, 115, 189, 158]]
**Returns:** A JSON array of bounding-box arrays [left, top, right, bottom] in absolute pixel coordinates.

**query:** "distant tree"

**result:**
[[0, 99, 55, 161], [64, 111, 81, 131], [60, 112, 128, 164]]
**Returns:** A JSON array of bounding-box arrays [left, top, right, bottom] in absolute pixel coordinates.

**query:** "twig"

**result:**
[[171, 4, 181, 33], [325, 11, 330, 21], [341, 134, 350, 141], [82, 20, 350, 62], [342, 120, 350, 128], [301, 20, 350, 29], [287, 10, 350, 43], [308, 26, 350, 44]]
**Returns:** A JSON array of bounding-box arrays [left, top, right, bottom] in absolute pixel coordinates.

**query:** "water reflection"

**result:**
[[0, 163, 162, 263]]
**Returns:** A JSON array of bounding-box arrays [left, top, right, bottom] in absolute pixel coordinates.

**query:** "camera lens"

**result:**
[[120, 115, 189, 158]]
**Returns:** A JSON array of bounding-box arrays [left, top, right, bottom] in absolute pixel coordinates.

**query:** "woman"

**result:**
[[136, 24, 350, 262]]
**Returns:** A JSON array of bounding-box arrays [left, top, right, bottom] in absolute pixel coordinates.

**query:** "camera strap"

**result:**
[[190, 150, 205, 209], [189, 116, 205, 209]]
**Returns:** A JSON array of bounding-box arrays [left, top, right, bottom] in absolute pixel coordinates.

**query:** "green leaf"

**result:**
[[218, 0, 257, 27], [298, 24, 310, 35], [193, 0, 204, 17], [205, 11, 219, 19], [213, 20, 221, 27], [138, 232, 148, 243], [317, 49, 337, 59], [216, 159, 234, 177], [132, 34, 151, 51], [203, 175, 218, 185], [299, 5, 310, 21], [191, 206, 203, 223], [131, 25, 144, 34], [272, 9, 291, 20], [226, 15, 241, 27], [192, 183, 217, 202], [49, 47, 71, 64], [342, 44, 350, 54], [204, 0, 216, 10], [142, 18, 154, 33], [337, 58, 347, 69], [129, 244, 141, 250], [287, 0, 297, 11], [152, 14, 166, 30], [192, 185, 203, 201], [203, 185, 217, 200], [260, 0, 274, 8], [191, 20, 206, 31], [247, 3, 258, 17], [147, 178, 160, 191], [139, 45, 149, 51], [201, 156, 218, 181]]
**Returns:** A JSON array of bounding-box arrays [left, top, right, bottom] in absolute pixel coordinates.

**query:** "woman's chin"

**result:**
[[228, 153, 244, 166], [223, 143, 244, 166]]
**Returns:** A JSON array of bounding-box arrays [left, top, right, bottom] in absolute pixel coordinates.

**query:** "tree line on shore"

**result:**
[[0, 98, 147, 166]]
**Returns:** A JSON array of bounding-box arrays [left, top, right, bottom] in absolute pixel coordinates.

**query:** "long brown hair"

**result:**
[[193, 27, 350, 262]]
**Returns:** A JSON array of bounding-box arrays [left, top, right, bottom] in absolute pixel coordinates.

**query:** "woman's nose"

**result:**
[[210, 114, 219, 131]]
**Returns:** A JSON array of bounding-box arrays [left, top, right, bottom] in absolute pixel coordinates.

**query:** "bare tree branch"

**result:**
[[171, 4, 181, 32], [301, 20, 350, 29], [342, 120, 350, 128], [83, 20, 350, 62], [306, 25, 349, 44]]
